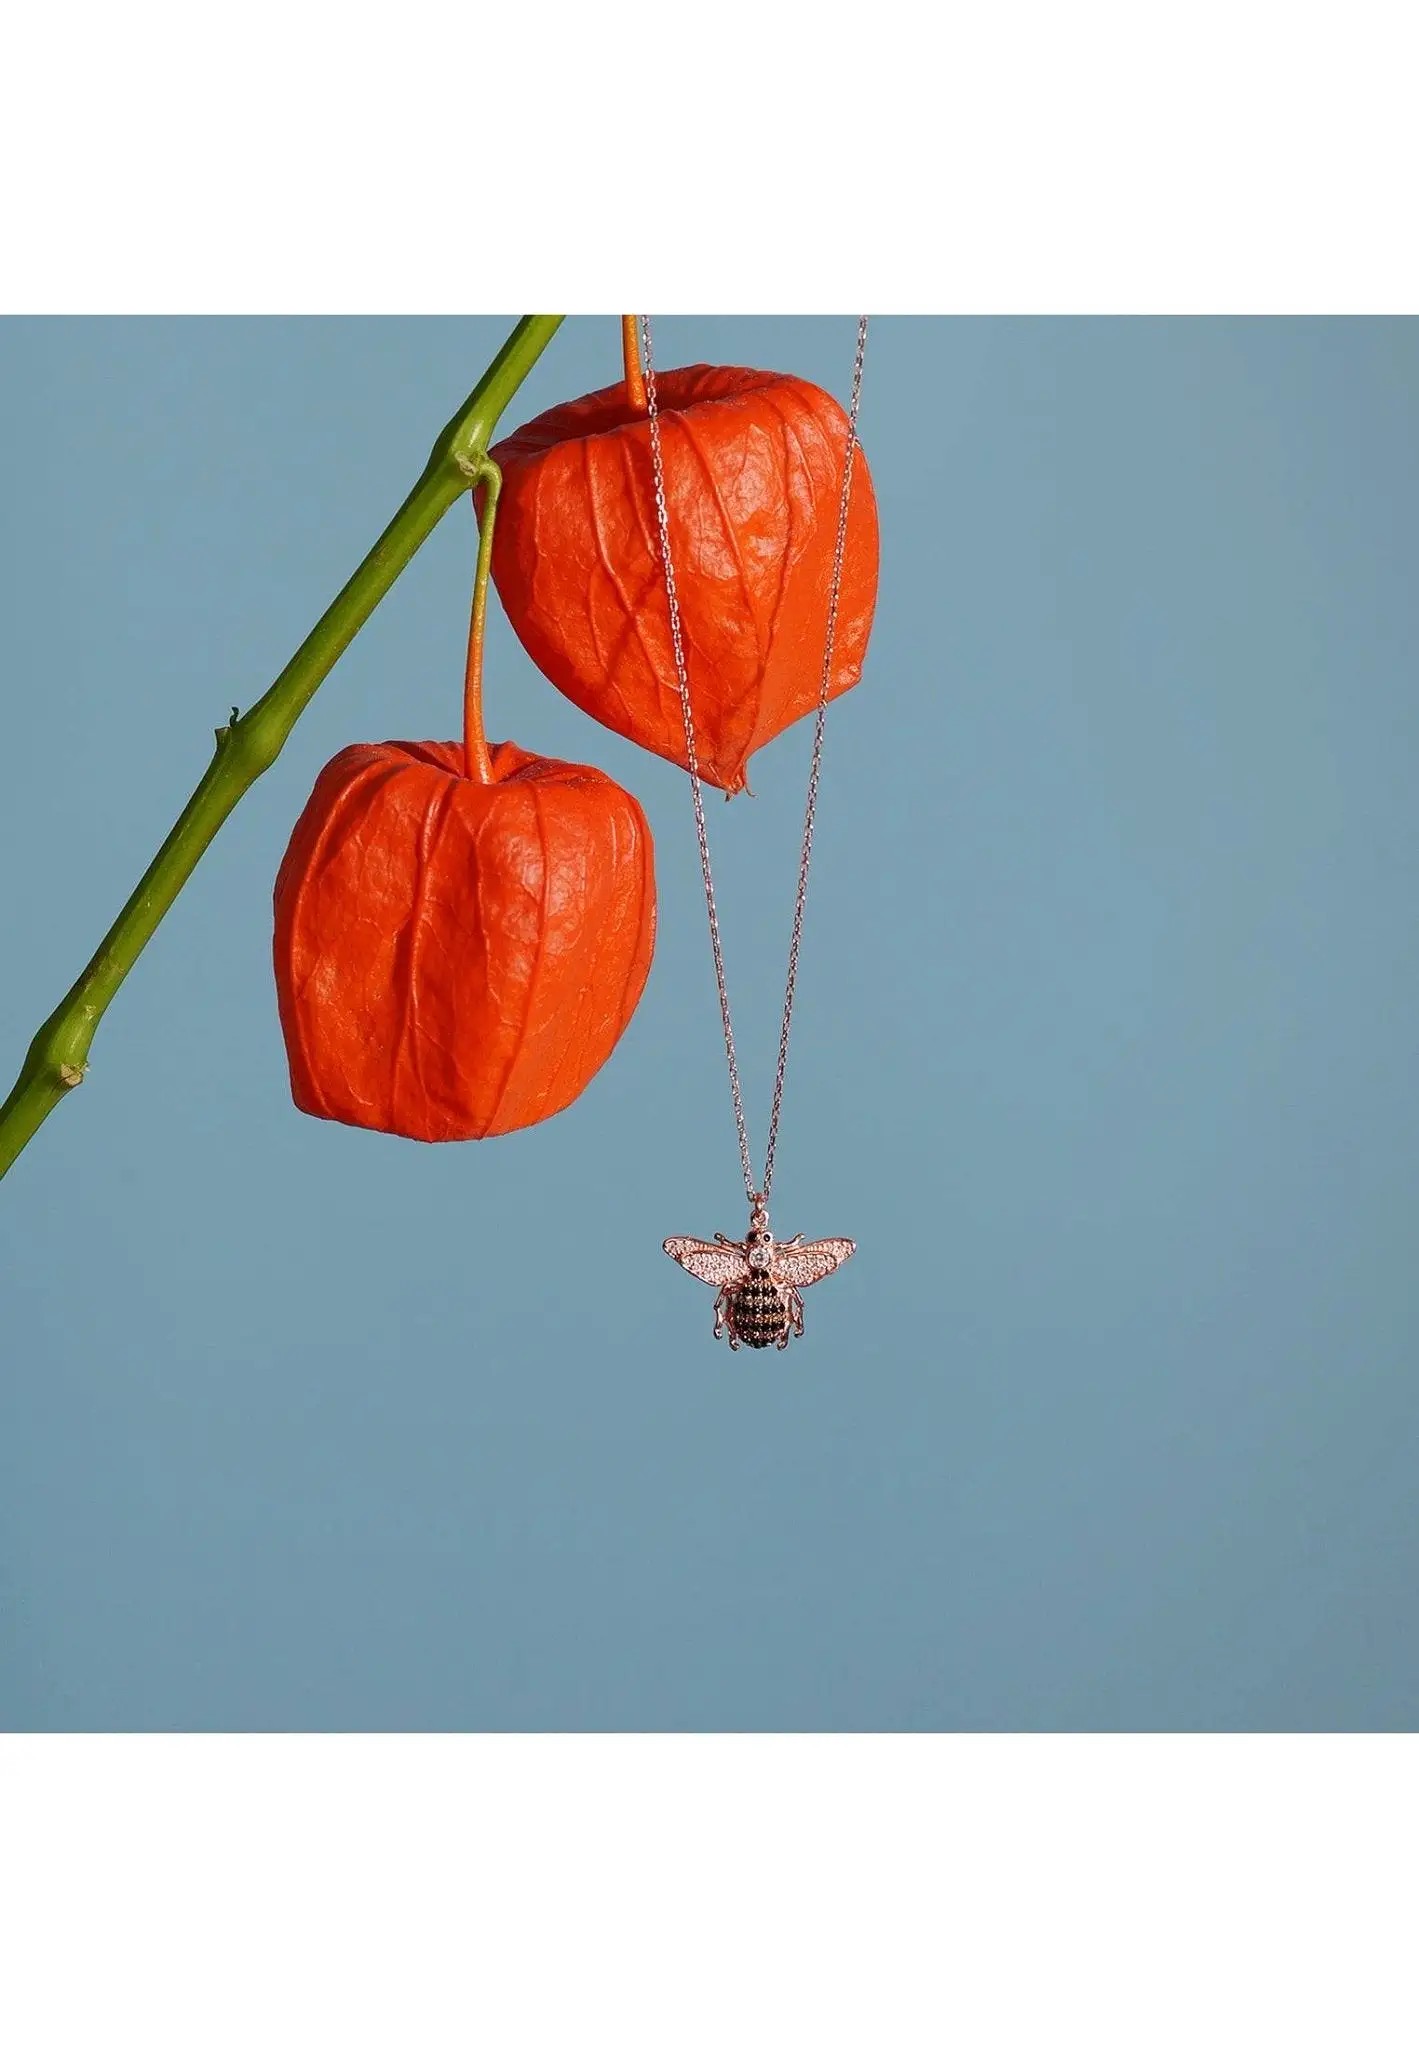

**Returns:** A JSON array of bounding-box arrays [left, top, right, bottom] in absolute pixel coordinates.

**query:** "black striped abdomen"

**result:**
[[731, 1276, 790, 1349]]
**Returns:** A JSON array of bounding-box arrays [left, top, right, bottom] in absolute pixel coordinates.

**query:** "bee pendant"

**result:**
[[663, 1200, 855, 1350]]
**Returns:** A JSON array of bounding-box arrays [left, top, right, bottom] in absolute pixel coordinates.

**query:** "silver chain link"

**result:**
[[641, 315, 869, 1209]]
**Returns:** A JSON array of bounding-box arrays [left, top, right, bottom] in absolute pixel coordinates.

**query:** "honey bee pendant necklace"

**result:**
[[646, 314, 868, 1349]]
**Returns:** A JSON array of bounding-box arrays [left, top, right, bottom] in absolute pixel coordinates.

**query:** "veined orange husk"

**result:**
[[273, 738, 656, 1140], [488, 365, 879, 794]]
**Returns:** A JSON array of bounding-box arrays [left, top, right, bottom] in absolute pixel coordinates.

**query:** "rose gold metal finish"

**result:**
[[641, 315, 869, 1219]]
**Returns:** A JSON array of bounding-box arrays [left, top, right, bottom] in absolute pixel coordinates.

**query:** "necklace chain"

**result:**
[[640, 315, 869, 1209]]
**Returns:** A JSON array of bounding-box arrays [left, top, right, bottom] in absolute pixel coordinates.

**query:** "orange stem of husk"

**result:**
[[622, 315, 647, 412], [462, 464, 502, 783]]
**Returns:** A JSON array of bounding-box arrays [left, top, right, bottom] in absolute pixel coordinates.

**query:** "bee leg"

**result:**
[[789, 1289, 805, 1338], [713, 1291, 728, 1341]]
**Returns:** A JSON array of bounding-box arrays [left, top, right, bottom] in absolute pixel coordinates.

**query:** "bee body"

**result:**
[[725, 1273, 793, 1350], [664, 1201, 855, 1351]]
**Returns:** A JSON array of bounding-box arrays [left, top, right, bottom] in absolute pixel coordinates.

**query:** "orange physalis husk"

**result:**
[[272, 737, 656, 1140], [487, 365, 880, 795]]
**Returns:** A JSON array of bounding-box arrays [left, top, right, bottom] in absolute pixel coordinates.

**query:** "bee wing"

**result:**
[[663, 1237, 751, 1288], [773, 1238, 856, 1290]]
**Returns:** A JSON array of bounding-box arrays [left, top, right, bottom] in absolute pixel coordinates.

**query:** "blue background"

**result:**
[[1, 317, 1415, 1731]]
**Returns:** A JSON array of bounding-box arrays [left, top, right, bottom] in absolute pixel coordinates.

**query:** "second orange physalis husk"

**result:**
[[488, 364, 880, 795]]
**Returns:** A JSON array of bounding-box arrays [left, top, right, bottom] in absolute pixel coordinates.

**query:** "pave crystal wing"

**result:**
[[663, 1237, 752, 1287], [772, 1238, 856, 1289]]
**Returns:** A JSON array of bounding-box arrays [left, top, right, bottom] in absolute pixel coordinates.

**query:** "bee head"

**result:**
[[746, 1198, 773, 1269]]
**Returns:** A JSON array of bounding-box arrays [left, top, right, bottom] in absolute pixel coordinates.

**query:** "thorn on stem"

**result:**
[[58, 1063, 85, 1089]]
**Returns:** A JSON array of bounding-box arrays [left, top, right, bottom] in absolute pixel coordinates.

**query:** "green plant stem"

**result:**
[[0, 313, 564, 1182]]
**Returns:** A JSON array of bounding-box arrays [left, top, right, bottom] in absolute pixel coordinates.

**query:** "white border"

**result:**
[[2, 1735, 1415, 2044], [3, 4, 1415, 310]]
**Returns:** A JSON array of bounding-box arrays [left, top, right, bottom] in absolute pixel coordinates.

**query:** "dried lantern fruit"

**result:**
[[272, 474, 656, 1142], [272, 737, 656, 1140], [487, 362, 880, 795]]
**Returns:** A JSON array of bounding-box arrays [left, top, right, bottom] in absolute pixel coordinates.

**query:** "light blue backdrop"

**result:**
[[1, 317, 1416, 1730]]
